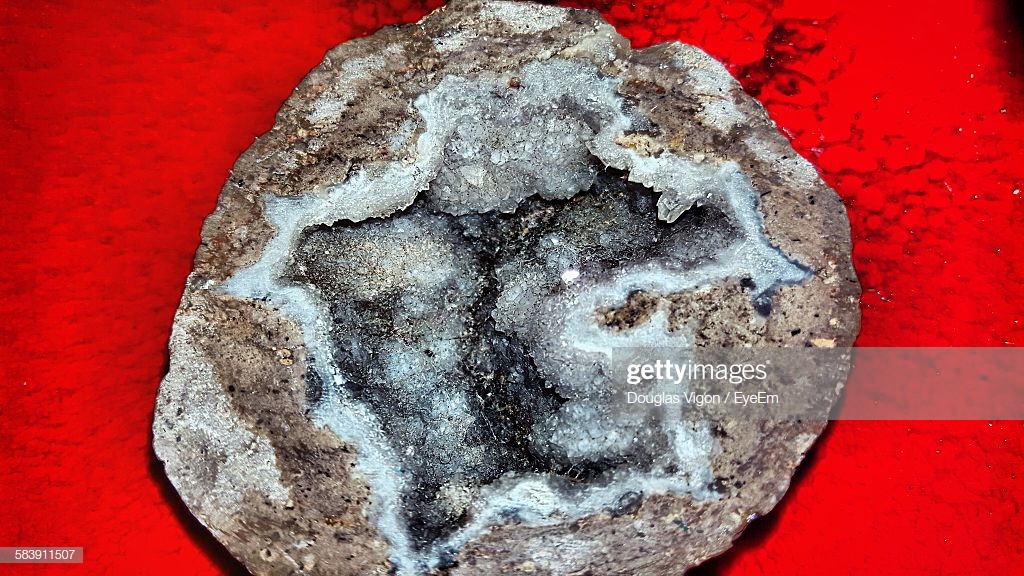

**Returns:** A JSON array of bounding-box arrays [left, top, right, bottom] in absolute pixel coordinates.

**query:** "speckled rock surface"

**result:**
[[152, 1, 860, 574]]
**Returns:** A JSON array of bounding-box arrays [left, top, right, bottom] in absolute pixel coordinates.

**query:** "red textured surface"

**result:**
[[1, 0, 1022, 574]]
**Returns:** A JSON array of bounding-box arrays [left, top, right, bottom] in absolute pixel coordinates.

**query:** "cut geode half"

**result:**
[[153, 1, 861, 574]]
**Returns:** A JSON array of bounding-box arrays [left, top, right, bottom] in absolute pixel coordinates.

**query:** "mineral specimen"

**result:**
[[153, 1, 861, 574]]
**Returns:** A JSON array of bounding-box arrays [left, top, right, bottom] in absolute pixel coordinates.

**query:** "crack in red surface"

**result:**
[[1, 0, 1022, 574]]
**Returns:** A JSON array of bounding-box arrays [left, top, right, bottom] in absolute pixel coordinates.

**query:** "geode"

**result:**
[[153, 1, 860, 574]]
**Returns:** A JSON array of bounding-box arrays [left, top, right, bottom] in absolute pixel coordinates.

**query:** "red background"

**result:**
[[2, 0, 1022, 574]]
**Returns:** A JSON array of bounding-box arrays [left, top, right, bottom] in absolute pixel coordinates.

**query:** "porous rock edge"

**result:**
[[153, 1, 861, 575]]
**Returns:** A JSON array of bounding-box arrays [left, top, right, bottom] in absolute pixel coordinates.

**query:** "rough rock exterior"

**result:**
[[153, 1, 861, 574]]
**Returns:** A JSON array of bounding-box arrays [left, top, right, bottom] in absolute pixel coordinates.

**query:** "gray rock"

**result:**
[[153, 1, 860, 574]]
